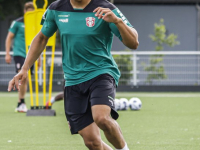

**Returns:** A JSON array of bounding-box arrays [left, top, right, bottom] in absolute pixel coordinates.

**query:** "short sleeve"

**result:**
[[41, 8, 58, 37], [109, 8, 133, 41], [9, 21, 18, 35]]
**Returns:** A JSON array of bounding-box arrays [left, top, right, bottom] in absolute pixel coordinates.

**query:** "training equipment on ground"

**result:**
[[114, 99, 120, 111], [25, 0, 56, 116], [119, 98, 129, 110], [129, 97, 142, 110]]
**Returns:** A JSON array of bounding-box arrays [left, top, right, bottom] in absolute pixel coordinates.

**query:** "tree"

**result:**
[[143, 19, 179, 84], [0, 0, 56, 19]]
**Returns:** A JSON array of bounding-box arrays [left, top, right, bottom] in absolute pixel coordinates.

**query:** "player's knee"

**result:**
[[94, 116, 112, 131], [84, 139, 102, 149]]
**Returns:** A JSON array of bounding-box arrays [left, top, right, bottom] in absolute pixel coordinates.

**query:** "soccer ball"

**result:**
[[119, 98, 129, 110], [114, 99, 120, 111], [129, 97, 142, 110]]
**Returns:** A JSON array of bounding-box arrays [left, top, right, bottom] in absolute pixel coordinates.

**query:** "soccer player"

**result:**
[[8, 0, 139, 149], [5, 2, 40, 112]]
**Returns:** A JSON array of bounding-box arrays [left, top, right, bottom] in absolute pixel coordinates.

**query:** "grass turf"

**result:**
[[0, 92, 200, 150]]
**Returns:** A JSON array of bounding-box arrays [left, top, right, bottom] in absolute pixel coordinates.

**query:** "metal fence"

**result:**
[[113, 51, 200, 86], [0, 51, 200, 89]]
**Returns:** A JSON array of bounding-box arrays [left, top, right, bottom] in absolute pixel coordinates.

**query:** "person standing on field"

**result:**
[[5, 2, 40, 113], [8, 0, 139, 149]]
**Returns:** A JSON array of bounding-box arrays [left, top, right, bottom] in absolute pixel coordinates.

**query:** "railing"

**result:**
[[0, 51, 199, 88]]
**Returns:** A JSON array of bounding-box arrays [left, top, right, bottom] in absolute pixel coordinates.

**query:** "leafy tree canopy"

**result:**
[[143, 19, 180, 84]]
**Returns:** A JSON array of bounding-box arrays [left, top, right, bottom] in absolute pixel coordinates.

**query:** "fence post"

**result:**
[[133, 52, 137, 86]]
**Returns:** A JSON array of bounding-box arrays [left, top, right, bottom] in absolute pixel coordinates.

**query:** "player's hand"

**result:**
[[93, 7, 121, 24], [5, 54, 11, 64], [8, 69, 28, 92]]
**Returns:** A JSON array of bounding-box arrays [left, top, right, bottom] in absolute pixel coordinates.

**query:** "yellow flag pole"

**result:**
[[48, 46, 55, 107], [34, 60, 39, 108], [43, 48, 46, 107], [26, 46, 34, 108], [28, 71, 34, 108]]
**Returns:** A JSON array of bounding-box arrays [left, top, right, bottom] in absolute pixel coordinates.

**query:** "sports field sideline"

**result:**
[[0, 92, 200, 150]]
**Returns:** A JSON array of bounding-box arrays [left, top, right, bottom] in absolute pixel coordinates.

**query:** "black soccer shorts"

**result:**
[[64, 74, 119, 134], [14, 56, 34, 75]]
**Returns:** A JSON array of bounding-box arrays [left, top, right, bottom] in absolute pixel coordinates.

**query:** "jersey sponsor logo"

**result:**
[[58, 15, 69, 17], [86, 17, 95, 27], [59, 18, 68, 23], [21, 25, 25, 28]]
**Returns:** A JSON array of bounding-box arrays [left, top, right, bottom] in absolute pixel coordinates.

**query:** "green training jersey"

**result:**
[[41, 0, 133, 86], [9, 17, 26, 58]]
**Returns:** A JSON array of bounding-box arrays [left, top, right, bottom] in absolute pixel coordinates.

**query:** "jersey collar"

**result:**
[[67, 0, 94, 12]]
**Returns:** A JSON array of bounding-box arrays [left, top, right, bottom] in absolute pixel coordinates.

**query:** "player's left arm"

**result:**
[[94, 7, 139, 49]]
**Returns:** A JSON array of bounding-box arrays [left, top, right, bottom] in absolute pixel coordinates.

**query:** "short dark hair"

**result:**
[[24, 2, 34, 11]]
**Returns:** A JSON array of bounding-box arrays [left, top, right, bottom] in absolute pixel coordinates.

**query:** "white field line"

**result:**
[[1, 93, 200, 98]]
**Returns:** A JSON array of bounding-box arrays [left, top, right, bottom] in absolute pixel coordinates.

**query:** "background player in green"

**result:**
[[8, 0, 139, 150], [5, 2, 40, 112]]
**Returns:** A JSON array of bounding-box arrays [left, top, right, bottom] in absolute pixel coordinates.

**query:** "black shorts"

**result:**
[[14, 56, 34, 74], [64, 74, 119, 134]]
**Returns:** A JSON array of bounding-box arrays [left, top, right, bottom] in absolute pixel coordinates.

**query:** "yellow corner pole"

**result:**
[[28, 71, 34, 107], [43, 49, 46, 106], [35, 0, 47, 108], [32, 0, 48, 108], [25, 0, 56, 109], [25, 45, 34, 107], [35, 60, 39, 107], [48, 45, 55, 106]]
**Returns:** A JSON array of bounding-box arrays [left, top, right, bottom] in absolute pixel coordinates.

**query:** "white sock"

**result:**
[[50, 97, 55, 104], [116, 143, 129, 150]]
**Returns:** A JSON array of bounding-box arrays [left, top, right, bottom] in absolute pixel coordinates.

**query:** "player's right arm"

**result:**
[[5, 20, 19, 64], [22, 32, 49, 71], [5, 32, 15, 64], [8, 8, 57, 92], [8, 32, 49, 91]]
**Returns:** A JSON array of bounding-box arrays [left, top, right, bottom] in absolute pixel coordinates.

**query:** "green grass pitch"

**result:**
[[0, 92, 200, 150]]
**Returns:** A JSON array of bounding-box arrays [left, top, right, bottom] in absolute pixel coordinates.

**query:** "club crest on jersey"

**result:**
[[86, 17, 95, 27]]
